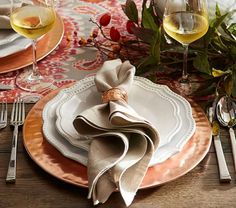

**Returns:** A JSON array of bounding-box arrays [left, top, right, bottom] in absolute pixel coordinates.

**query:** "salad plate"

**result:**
[[55, 77, 182, 150], [42, 76, 195, 166]]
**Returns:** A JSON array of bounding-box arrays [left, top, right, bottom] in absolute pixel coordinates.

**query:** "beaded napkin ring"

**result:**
[[102, 88, 128, 103]]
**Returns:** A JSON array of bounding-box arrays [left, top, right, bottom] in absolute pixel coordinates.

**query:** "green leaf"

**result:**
[[192, 81, 217, 97], [228, 23, 236, 36], [122, 0, 138, 24], [223, 75, 233, 96], [215, 4, 221, 17], [150, 28, 161, 63], [220, 22, 236, 41], [193, 52, 211, 75], [212, 68, 230, 77], [141, 6, 158, 31], [231, 68, 236, 97], [211, 13, 228, 29], [136, 55, 158, 74], [132, 27, 155, 44], [204, 13, 229, 47], [230, 46, 236, 61]]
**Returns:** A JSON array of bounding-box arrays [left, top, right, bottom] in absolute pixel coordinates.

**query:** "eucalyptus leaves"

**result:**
[[122, 0, 236, 96]]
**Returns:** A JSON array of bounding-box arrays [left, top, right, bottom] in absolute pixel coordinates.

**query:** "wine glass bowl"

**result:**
[[163, 0, 209, 91], [10, 0, 56, 92]]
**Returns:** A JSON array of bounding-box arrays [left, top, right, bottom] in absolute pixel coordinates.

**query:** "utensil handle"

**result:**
[[229, 128, 236, 172], [6, 125, 18, 183], [213, 135, 231, 182]]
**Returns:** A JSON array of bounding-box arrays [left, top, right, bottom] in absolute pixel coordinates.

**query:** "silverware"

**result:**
[[208, 106, 231, 182], [6, 98, 25, 183], [216, 96, 236, 173], [0, 100, 7, 129]]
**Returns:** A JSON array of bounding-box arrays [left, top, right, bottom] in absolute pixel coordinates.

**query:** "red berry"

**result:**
[[99, 13, 111, 26], [78, 38, 87, 46], [78, 40, 84, 45], [126, 20, 136, 34], [110, 27, 120, 42], [87, 38, 92, 43], [92, 31, 98, 38]]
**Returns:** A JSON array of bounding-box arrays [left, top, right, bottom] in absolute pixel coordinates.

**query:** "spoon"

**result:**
[[216, 95, 236, 172]]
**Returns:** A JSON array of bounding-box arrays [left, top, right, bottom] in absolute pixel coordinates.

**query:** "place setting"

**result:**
[[0, 0, 236, 207], [22, 58, 212, 205]]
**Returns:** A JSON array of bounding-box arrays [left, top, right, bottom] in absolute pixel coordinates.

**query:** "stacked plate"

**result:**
[[0, 31, 31, 58], [0, 0, 65, 76], [0, 1, 31, 58], [42, 76, 196, 167]]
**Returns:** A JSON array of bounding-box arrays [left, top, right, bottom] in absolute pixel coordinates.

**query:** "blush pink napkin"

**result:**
[[73, 59, 160, 206]]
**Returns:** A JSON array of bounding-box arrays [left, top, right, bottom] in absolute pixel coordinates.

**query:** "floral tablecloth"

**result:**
[[0, 0, 134, 102]]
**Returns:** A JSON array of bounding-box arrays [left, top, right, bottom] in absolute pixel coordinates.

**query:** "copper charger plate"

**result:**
[[0, 14, 64, 74], [23, 86, 212, 188]]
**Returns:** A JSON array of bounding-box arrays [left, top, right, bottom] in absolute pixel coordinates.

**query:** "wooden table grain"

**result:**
[[0, 104, 236, 208]]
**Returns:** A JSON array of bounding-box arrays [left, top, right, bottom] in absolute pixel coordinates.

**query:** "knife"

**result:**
[[208, 106, 231, 182]]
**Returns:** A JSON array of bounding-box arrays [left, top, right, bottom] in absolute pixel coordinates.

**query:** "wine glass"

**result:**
[[10, 0, 56, 92], [163, 0, 209, 92]]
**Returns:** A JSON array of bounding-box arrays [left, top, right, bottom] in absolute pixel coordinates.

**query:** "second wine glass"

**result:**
[[10, 0, 56, 92], [163, 0, 209, 90]]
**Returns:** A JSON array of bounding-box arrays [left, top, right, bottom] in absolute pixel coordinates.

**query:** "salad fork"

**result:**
[[0, 100, 7, 129], [6, 98, 25, 183]]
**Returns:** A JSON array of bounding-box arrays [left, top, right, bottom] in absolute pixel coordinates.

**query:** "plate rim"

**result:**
[[0, 31, 20, 46]]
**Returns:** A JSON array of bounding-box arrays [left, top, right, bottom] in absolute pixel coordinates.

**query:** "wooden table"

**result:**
[[0, 104, 235, 208]]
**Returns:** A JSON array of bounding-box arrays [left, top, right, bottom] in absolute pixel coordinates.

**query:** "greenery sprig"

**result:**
[[79, 0, 236, 96]]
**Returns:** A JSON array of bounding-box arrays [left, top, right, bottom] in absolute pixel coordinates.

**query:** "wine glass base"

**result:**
[[16, 68, 53, 92], [179, 82, 192, 95]]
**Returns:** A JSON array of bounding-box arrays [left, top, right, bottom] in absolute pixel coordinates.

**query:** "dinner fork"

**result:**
[[0, 100, 7, 129], [6, 98, 25, 183]]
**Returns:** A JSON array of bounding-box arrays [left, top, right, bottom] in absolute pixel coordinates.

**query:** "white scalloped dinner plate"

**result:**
[[44, 76, 181, 166], [0, 30, 21, 46], [0, 1, 32, 57], [55, 77, 181, 149], [0, 36, 32, 58], [42, 76, 196, 167]]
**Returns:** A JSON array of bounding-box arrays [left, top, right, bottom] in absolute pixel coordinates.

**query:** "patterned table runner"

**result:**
[[0, 0, 132, 102]]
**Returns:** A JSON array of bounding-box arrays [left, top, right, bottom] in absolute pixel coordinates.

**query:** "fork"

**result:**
[[6, 98, 25, 183], [0, 100, 7, 129]]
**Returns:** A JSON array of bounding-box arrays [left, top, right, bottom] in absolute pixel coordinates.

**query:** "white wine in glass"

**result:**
[[10, 0, 56, 92], [163, 0, 209, 89]]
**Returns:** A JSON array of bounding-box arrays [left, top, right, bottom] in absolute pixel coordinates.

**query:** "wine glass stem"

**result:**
[[31, 39, 41, 80], [181, 44, 189, 83]]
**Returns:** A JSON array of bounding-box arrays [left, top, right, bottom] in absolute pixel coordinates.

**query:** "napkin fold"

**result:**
[[73, 59, 160, 206]]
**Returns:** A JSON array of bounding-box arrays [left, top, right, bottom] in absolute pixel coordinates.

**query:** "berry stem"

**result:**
[[89, 18, 114, 42]]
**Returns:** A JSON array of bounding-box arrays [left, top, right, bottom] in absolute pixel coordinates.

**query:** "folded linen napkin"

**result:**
[[73, 59, 160, 206]]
